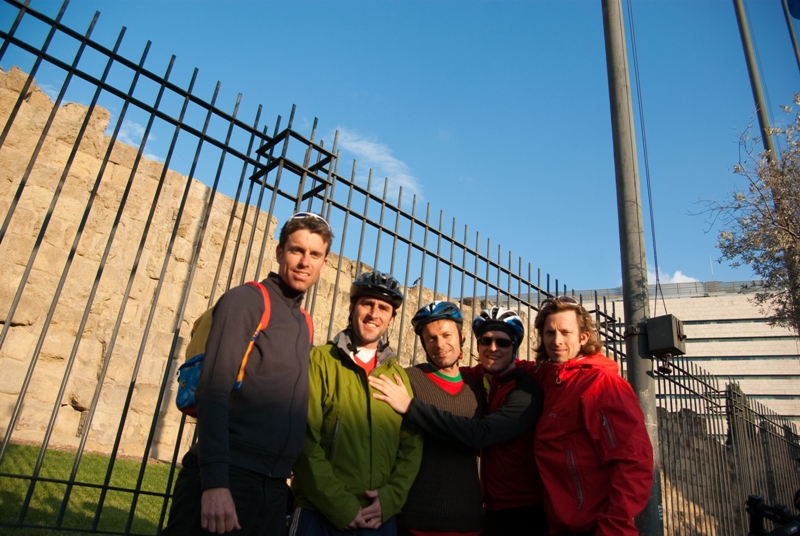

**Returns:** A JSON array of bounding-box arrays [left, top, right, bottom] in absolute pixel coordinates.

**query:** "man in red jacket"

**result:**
[[533, 297, 653, 536]]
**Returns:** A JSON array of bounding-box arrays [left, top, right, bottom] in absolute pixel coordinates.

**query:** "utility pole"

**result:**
[[781, 0, 800, 76], [732, 0, 776, 154], [601, 1, 663, 534], [734, 0, 800, 336]]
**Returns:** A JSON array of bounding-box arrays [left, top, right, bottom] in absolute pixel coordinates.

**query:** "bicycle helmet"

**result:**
[[472, 306, 524, 350], [350, 270, 404, 309], [411, 301, 463, 334]]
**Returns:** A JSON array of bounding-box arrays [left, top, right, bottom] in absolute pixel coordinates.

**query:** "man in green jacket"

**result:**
[[291, 270, 423, 535]]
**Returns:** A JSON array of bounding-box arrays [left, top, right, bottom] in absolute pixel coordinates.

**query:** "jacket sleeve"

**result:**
[[404, 375, 543, 449], [375, 365, 423, 522], [291, 349, 362, 529], [195, 284, 262, 490], [581, 374, 654, 536]]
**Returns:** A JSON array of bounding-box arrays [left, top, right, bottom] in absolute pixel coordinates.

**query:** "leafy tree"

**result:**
[[704, 95, 800, 335]]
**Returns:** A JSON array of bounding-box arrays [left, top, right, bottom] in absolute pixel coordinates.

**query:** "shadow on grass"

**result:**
[[0, 444, 174, 535]]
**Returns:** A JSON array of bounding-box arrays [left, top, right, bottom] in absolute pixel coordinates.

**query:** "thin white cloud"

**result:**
[[334, 128, 423, 204], [39, 84, 59, 101], [116, 119, 163, 163], [648, 268, 700, 284], [118, 119, 146, 146]]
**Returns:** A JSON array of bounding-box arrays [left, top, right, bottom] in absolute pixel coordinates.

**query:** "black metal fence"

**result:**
[[656, 358, 800, 535], [0, 1, 797, 534]]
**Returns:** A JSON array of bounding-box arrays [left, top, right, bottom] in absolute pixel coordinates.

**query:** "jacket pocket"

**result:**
[[565, 448, 584, 509], [327, 417, 340, 462], [602, 412, 617, 448]]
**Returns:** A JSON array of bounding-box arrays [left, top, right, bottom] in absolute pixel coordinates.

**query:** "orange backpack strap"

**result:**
[[301, 308, 313, 343], [234, 282, 271, 389]]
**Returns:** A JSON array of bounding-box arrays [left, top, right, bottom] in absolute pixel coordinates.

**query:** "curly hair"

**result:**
[[533, 298, 603, 362]]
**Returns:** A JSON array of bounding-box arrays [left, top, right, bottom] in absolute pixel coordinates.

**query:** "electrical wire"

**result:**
[[625, 0, 668, 316]]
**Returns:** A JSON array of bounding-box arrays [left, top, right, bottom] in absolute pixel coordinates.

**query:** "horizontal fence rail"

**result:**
[[0, 1, 798, 535]]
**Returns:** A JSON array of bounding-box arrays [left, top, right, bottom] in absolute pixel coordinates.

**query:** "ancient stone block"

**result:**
[[1, 328, 38, 361], [52, 403, 83, 440], [0, 356, 29, 394], [0, 286, 45, 326]]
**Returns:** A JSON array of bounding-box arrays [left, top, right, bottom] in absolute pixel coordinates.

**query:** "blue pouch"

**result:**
[[176, 353, 204, 417]]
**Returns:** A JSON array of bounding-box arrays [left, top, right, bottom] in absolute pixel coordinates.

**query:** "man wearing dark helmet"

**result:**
[[394, 301, 485, 536], [291, 270, 423, 535]]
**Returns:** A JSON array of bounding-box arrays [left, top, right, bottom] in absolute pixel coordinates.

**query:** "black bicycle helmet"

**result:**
[[350, 270, 404, 309]]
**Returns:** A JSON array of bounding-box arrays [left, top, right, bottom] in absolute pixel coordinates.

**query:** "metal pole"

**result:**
[[781, 0, 800, 75], [736, 0, 800, 334], [601, 1, 663, 534], [732, 0, 776, 155]]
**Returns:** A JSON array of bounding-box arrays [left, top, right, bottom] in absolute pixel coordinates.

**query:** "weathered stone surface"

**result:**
[[52, 403, 83, 440], [0, 289, 45, 327], [0, 357, 29, 395]]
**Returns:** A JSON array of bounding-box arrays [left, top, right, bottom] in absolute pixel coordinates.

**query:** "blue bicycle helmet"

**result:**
[[472, 306, 524, 350], [350, 270, 404, 309], [411, 301, 463, 334]]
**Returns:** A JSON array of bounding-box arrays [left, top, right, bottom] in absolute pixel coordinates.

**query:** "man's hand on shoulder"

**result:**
[[369, 374, 411, 414], [201, 488, 241, 534]]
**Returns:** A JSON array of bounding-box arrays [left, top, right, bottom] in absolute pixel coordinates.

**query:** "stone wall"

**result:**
[[0, 66, 535, 461]]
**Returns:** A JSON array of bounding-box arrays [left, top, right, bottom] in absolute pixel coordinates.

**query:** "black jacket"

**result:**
[[194, 272, 311, 489]]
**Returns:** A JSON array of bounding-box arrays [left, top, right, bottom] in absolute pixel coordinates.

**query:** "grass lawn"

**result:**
[[0, 443, 175, 535]]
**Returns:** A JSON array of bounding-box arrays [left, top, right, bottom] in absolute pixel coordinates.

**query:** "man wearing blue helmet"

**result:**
[[397, 301, 485, 536], [370, 306, 546, 535], [291, 270, 422, 535]]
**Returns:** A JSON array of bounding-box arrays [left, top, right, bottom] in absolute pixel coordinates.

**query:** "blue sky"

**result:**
[[3, 0, 799, 291]]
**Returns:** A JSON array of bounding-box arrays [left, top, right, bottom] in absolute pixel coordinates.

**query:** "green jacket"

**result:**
[[292, 330, 423, 529]]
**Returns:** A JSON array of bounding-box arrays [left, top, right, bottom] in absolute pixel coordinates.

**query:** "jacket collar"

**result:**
[[333, 329, 397, 366], [266, 271, 304, 309], [543, 352, 617, 384]]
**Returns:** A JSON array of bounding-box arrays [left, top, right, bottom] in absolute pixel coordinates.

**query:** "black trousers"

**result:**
[[481, 503, 548, 536], [163, 451, 288, 536]]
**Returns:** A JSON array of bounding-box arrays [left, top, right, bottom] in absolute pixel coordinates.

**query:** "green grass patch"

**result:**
[[0, 443, 175, 535]]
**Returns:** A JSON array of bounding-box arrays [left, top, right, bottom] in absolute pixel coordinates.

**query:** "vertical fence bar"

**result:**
[[446, 218, 456, 302], [353, 171, 372, 278], [210, 113, 266, 304], [0, 0, 68, 158], [397, 195, 418, 354], [372, 178, 389, 271]]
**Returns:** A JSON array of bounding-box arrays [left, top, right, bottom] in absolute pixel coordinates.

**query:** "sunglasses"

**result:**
[[477, 336, 514, 349], [540, 296, 582, 309], [290, 211, 331, 230]]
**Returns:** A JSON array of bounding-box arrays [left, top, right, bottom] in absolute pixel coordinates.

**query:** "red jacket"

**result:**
[[464, 364, 545, 511], [533, 354, 653, 535]]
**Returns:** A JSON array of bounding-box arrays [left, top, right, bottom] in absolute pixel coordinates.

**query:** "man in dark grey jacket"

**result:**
[[164, 212, 332, 536]]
